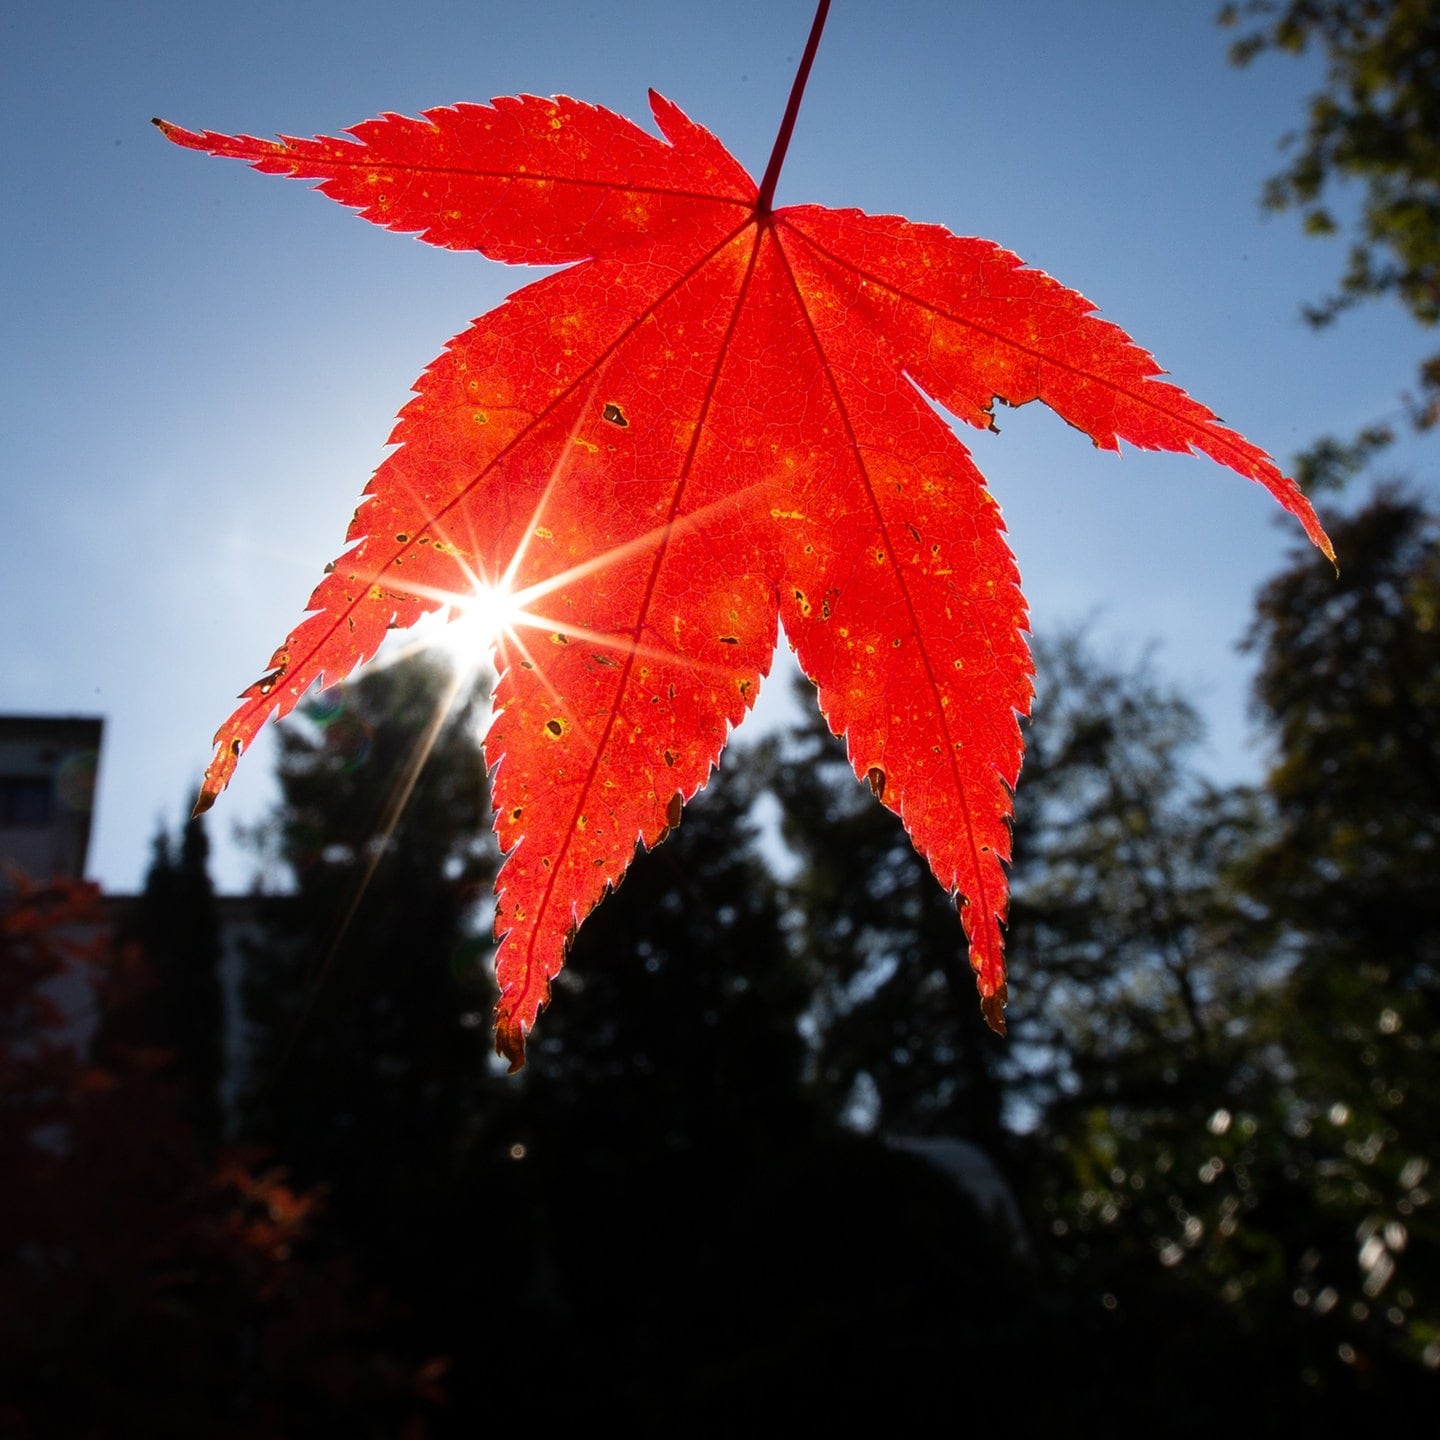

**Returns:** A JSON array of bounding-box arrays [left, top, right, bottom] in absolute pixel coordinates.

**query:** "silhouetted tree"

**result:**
[[1005, 632, 1279, 1121], [759, 686, 1008, 1151], [979, 636, 1318, 1413], [1240, 485, 1440, 1375], [238, 654, 501, 1250], [1222, 0, 1440, 471], [999, 505, 1440, 1418], [440, 756, 836, 1424], [521, 752, 815, 1153], [115, 811, 225, 1142]]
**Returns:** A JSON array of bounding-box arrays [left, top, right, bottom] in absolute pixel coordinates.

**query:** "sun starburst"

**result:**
[[415, 577, 529, 681]]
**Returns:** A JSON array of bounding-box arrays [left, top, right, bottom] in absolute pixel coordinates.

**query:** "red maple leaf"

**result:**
[[158, 2, 1331, 1069]]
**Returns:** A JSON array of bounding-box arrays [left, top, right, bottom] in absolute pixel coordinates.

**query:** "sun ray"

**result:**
[[259, 658, 475, 1096], [382, 462, 775, 722]]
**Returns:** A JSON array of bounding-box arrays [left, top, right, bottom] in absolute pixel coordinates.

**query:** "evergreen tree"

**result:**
[[238, 653, 501, 1248], [454, 754, 831, 1422], [520, 749, 816, 1156], [116, 811, 225, 1142]]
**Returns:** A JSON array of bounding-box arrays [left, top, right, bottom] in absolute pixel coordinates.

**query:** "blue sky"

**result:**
[[4, 0, 1433, 894]]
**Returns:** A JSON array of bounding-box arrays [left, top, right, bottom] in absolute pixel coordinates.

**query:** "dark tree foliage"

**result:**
[[1222, 0, 1440, 454], [997, 637, 1316, 1391], [1246, 488, 1440, 965], [0, 880, 437, 1439], [114, 811, 225, 1142], [758, 688, 1008, 1151], [1007, 494, 1440, 1415], [455, 765, 828, 1423], [238, 654, 501, 1244], [1004, 633, 1279, 1118], [520, 753, 815, 1155], [1241, 485, 1440, 1371]]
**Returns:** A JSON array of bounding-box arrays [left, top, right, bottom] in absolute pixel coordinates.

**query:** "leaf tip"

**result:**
[[153, 117, 207, 152], [1308, 515, 1338, 571], [495, 1012, 527, 1073], [980, 982, 1008, 1037], [191, 786, 218, 820]]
